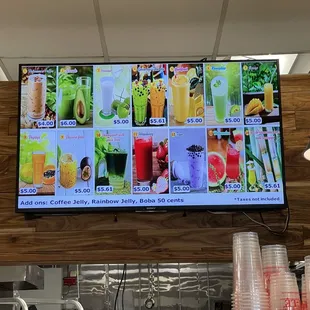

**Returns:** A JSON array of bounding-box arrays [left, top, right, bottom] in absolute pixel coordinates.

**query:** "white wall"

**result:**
[[19, 268, 63, 310], [290, 53, 310, 73]]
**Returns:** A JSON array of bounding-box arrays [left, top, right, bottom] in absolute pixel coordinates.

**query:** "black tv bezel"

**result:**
[[16, 59, 288, 215]]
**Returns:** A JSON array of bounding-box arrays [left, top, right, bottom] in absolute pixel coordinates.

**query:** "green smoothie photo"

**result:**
[[211, 76, 228, 123], [57, 66, 93, 127], [58, 85, 76, 120], [132, 80, 149, 126], [76, 76, 91, 121], [205, 62, 242, 126]]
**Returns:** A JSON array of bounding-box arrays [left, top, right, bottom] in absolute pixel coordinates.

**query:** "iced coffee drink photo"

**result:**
[[20, 66, 56, 129], [27, 74, 46, 120]]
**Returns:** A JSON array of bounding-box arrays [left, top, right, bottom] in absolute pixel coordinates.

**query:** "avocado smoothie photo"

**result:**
[[57, 66, 93, 128]]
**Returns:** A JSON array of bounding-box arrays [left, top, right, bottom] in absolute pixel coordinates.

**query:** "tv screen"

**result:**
[[16, 60, 287, 213]]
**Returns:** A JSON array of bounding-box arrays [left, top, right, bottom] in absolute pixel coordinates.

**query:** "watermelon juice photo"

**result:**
[[226, 145, 240, 180], [134, 136, 153, 185], [208, 152, 227, 188]]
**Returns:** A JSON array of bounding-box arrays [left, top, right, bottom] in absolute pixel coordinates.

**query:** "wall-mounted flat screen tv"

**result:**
[[16, 60, 288, 213]]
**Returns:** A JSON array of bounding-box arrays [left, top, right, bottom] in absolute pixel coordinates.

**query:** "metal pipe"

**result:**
[[76, 265, 80, 300], [19, 298, 84, 310], [65, 299, 84, 310], [0, 297, 28, 310]]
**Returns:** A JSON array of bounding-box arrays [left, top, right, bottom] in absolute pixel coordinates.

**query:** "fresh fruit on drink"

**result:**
[[230, 105, 241, 116], [20, 163, 33, 184], [208, 152, 226, 187], [245, 98, 264, 116], [112, 99, 121, 111], [171, 161, 185, 181], [161, 169, 169, 179], [156, 143, 166, 160], [43, 164, 55, 185], [233, 130, 243, 151], [163, 138, 168, 154], [73, 88, 87, 124], [197, 107, 204, 117], [124, 97, 130, 105], [132, 65, 138, 74], [234, 133, 243, 142], [235, 141, 243, 152], [187, 68, 197, 80], [154, 176, 169, 194], [170, 160, 177, 180], [157, 139, 169, 171], [80, 157, 92, 181], [117, 102, 130, 119]]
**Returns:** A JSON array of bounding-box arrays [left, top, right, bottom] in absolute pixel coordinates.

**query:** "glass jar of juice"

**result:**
[[60, 153, 77, 188]]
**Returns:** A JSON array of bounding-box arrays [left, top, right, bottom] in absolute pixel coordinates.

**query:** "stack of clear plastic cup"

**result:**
[[270, 272, 301, 310], [305, 256, 310, 310], [302, 274, 308, 310], [232, 232, 269, 310], [262, 244, 289, 293]]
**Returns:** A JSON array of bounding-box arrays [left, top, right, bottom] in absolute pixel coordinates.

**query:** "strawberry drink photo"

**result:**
[[133, 129, 169, 194]]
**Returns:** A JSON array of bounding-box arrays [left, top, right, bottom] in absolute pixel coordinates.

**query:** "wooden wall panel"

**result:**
[[0, 75, 309, 264]]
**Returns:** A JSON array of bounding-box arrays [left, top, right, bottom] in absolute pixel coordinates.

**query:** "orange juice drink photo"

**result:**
[[60, 153, 77, 189], [264, 83, 274, 113], [171, 75, 190, 123], [32, 151, 46, 188]]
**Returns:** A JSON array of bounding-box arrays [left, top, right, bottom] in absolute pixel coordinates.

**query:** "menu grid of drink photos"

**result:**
[[17, 61, 286, 211]]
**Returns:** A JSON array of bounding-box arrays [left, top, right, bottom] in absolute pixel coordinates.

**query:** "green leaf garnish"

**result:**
[[213, 79, 221, 88]]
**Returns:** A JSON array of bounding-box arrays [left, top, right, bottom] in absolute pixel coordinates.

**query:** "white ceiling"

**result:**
[[231, 54, 298, 75], [220, 0, 310, 55], [0, 0, 310, 80]]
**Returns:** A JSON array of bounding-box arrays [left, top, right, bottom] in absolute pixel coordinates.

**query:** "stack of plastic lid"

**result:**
[[305, 256, 310, 310], [232, 232, 269, 310], [270, 272, 301, 310], [302, 274, 308, 310], [262, 244, 289, 293]]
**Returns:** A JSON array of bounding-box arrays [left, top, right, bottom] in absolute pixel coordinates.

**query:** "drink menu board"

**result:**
[[17, 61, 286, 212]]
